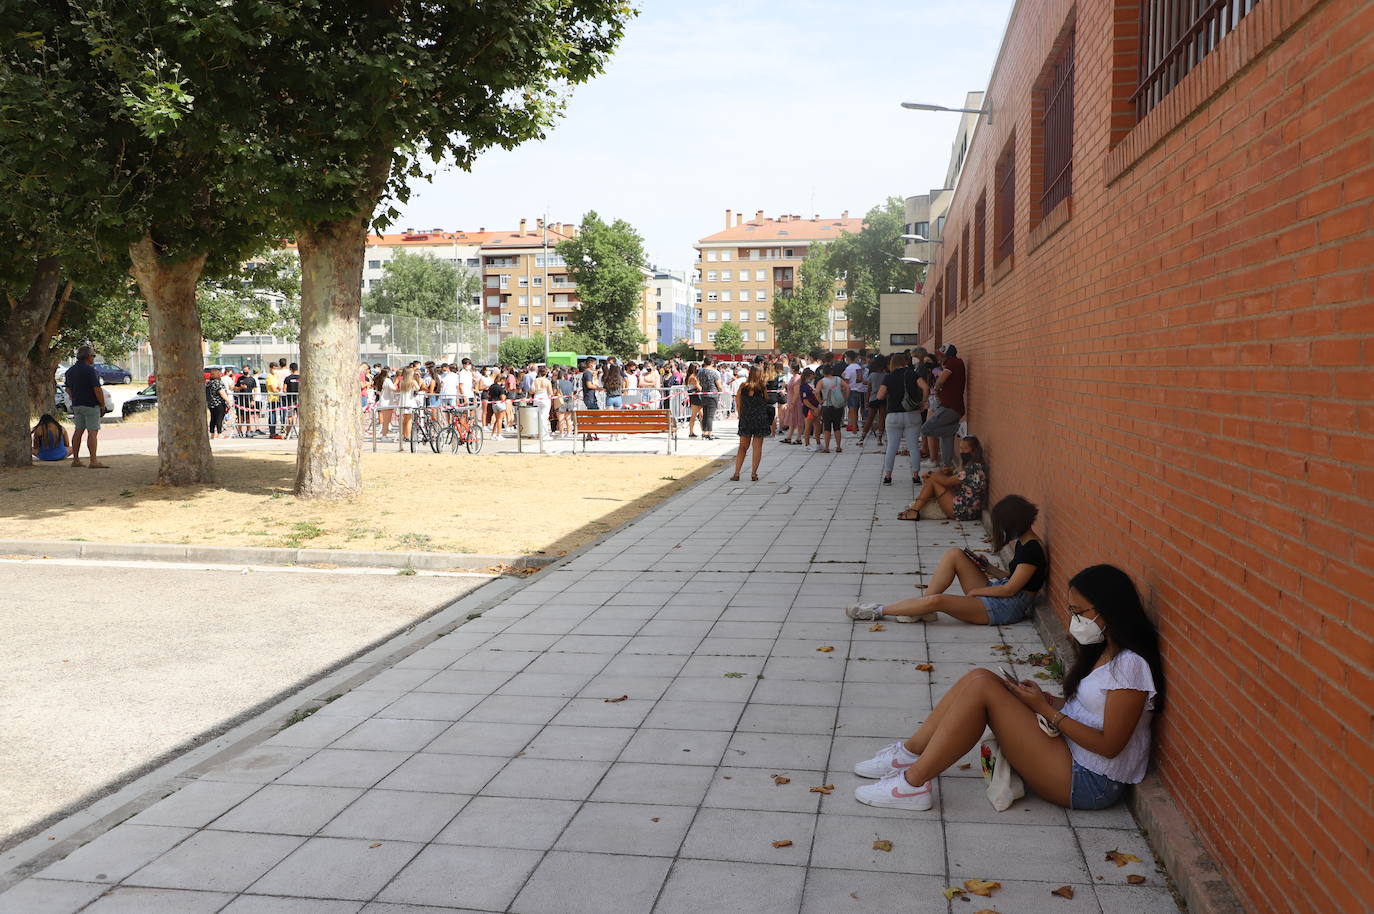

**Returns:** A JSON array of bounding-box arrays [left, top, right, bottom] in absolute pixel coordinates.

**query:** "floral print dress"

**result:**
[[951, 461, 988, 520]]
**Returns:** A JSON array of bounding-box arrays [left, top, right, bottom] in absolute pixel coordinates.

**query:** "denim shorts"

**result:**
[[978, 578, 1034, 625], [72, 405, 101, 431], [1070, 761, 1128, 810], [847, 390, 866, 409]]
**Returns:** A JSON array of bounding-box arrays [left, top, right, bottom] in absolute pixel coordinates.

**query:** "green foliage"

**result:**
[[825, 198, 912, 345], [772, 248, 835, 356], [199, 248, 301, 343], [658, 341, 698, 360], [713, 321, 744, 355], [557, 212, 648, 358], [498, 334, 546, 367], [549, 328, 596, 355], [363, 250, 481, 324]]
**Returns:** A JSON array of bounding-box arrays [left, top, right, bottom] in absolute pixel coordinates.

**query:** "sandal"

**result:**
[[729, 474, 740, 481], [751, 474, 759, 481], [897, 507, 921, 521]]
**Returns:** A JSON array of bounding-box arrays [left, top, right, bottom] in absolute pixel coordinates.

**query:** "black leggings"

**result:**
[[699, 395, 718, 434], [209, 405, 227, 435]]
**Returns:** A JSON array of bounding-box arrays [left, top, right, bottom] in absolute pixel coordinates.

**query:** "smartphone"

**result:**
[[962, 548, 989, 568], [998, 666, 1018, 685]]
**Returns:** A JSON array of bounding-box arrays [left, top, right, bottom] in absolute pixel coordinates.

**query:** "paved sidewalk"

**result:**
[[2, 441, 1180, 914]]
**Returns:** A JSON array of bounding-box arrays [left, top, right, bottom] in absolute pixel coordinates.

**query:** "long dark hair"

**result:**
[[961, 435, 985, 465], [989, 494, 1037, 551], [1062, 564, 1166, 710]]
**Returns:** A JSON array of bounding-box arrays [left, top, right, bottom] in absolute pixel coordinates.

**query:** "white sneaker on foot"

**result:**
[[855, 773, 933, 810], [844, 603, 885, 621], [894, 613, 932, 623], [853, 741, 919, 778]]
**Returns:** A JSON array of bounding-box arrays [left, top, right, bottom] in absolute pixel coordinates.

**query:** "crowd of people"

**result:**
[[203, 360, 301, 439]]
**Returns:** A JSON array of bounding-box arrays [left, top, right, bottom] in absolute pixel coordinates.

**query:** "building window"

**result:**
[[754, 269, 765, 281], [532, 295, 542, 307], [721, 291, 731, 302], [486, 295, 501, 307], [533, 276, 542, 286], [1135, 0, 1256, 120], [756, 328, 767, 342], [707, 310, 718, 322], [553, 314, 568, 324], [707, 331, 717, 342], [973, 194, 987, 289], [836, 289, 847, 300], [783, 248, 794, 258], [755, 290, 766, 301], [959, 225, 969, 303], [739, 311, 749, 322], [519, 314, 529, 325], [707, 271, 717, 282], [719, 250, 731, 261], [944, 252, 958, 317], [466, 257, 479, 267], [721, 311, 731, 321], [707, 292, 718, 303], [695, 291, 702, 303], [706, 250, 717, 261], [756, 310, 766, 322], [533, 314, 543, 325], [994, 135, 1016, 267], [722, 270, 732, 281], [518, 276, 529, 287], [500, 313, 509, 328], [518, 295, 528, 307], [1034, 25, 1075, 222], [499, 274, 510, 289], [367, 259, 382, 269]]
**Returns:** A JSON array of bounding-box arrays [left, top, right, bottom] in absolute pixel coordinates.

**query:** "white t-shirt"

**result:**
[[843, 363, 866, 393], [456, 368, 474, 398], [1061, 650, 1157, 784], [379, 377, 397, 408], [439, 371, 459, 397]]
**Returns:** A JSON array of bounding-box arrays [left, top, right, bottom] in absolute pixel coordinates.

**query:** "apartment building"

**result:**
[[693, 210, 863, 353], [911, 1, 1372, 911], [478, 219, 582, 353], [361, 229, 483, 301], [649, 268, 695, 346]]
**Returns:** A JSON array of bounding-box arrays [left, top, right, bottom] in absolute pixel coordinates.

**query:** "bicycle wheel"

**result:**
[[408, 415, 422, 453], [465, 420, 484, 454], [429, 419, 445, 453], [434, 426, 456, 453]]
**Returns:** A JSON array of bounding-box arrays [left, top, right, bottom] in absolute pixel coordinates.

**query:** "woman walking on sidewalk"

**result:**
[[730, 365, 771, 481]]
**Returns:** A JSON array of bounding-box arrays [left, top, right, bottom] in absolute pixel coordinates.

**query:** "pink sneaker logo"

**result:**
[[890, 758, 915, 770], [890, 782, 928, 799]]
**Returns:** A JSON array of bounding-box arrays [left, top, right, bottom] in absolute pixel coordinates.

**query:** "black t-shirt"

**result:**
[[883, 366, 916, 413], [1009, 538, 1047, 592], [912, 362, 934, 391], [581, 369, 595, 391], [485, 385, 507, 402], [235, 375, 258, 394], [64, 361, 102, 408], [284, 373, 301, 394]]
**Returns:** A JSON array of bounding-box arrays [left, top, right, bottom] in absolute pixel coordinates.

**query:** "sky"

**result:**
[[391, 0, 1014, 271]]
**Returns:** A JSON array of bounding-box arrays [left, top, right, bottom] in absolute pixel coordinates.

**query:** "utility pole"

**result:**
[[543, 215, 550, 363]]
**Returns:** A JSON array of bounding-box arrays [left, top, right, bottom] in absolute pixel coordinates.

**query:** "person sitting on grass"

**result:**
[[846, 494, 1045, 625], [898, 435, 988, 520], [31, 414, 71, 461], [850, 564, 1163, 813]]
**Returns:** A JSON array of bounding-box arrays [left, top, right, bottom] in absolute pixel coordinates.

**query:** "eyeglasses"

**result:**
[[1066, 603, 1095, 618]]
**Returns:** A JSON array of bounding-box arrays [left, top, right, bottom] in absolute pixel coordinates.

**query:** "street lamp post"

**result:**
[[542, 218, 550, 363], [900, 101, 993, 124]]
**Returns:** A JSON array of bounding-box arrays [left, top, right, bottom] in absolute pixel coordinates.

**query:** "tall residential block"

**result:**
[[694, 210, 863, 353]]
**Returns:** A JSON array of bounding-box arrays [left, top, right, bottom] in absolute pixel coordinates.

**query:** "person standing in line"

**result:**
[[602, 356, 624, 408], [764, 362, 785, 436], [580, 358, 601, 410], [857, 354, 888, 447], [438, 362, 460, 408], [63, 346, 110, 467], [395, 366, 420, 445], [876, 353, 925, 485], [799, 367, 820, 450], [640, 361, 661, 406], [841, 350, 865, 435], [556, 369, 577, 437], [922, 343, 966, 467], [282, 362, 301, 436], [373, 367, 396, 438], [816, 362, 849, 454], [781, 359, 804, 444], [264, 363, 283, 439], [233, 366, 258, 437], [531, 366, 554, 439], [698, 357, 722, 440], [730, 365, 770, 481], [205, 367, 230, 441], [685, 363, 703, 437]]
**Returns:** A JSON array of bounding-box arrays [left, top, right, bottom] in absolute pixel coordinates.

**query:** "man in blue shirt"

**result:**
[[63, 345, 110, 467]]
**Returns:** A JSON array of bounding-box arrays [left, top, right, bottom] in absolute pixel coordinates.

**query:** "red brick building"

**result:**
[[916, 0, 1372, 910]]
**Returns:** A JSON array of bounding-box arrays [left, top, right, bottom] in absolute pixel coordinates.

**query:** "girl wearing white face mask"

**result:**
[[850, 564, 1165, 813]]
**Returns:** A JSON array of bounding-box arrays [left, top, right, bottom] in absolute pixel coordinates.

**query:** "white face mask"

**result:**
[[1069, 613, 1105, 645]]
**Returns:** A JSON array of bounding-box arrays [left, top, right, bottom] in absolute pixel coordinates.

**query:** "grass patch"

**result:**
[[395, 532, 433, 551], [396, 563, 417, 576], [282, 521, 325, 548]]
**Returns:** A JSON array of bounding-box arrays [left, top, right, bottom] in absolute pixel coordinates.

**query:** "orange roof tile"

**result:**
[[698, 216, 864, 244], [364, 226, 576, 247]]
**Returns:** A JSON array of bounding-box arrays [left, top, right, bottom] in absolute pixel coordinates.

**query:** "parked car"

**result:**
[[146, 365, 238, 385], [120, 384, 158, 416], [91, 362, 132, 384]]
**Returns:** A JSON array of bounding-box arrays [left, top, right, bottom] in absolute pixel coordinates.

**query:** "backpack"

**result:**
[[822, 376, 845, 409], [899, 369, 924, 412]]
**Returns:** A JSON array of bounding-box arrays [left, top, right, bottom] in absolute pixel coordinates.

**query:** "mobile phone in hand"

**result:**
[[998, 666, 1018, 685], [963, 548, 989, 568]]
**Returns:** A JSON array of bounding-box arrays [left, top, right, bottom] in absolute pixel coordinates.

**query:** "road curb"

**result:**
[[0, 539, 555, 571]]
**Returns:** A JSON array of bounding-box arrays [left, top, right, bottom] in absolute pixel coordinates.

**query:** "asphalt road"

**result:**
[[0, 560, 488, 843]]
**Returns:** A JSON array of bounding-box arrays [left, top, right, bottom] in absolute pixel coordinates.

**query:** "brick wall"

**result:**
[[925, 0, 1373, 909]]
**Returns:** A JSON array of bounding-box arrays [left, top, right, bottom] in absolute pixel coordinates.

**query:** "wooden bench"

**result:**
[[573, 409, 678, 454]]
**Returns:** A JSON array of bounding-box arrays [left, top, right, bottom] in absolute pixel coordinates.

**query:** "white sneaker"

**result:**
[[894, 613, 932, 623], [805, 445, 819, 452], [855, 773, 933, 810], [853, 741, 919, 778], [844, 602, 885, 621]]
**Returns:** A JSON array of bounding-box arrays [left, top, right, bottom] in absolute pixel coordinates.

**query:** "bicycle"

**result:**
[[407, 407, 445, 453], [434, 403, 484, 454]]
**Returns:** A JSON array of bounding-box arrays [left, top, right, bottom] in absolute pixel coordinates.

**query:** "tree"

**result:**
[[200, 249, 302, 344], [557, 212, 649, 358], [549, 328, 597, 356], [657, 341, 698, 361], [713, 322, 744, 356], [363, 250, 481, 324], [772, 247, 835, 356], [498, 334, 545, 367], [825, 197, 909, 346]]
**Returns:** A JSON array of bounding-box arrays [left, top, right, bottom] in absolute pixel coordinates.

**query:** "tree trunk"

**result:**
[[128, 235, 214, 486], [27, 282, 71, 420], [0, 256, 63, 468], [294, 215, 367, 499]]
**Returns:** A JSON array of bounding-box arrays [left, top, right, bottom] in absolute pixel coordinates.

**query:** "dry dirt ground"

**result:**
[[0, 451, 723, 558]]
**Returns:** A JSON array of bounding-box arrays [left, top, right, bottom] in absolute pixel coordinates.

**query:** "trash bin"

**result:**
[[516, 404, 540, 438]]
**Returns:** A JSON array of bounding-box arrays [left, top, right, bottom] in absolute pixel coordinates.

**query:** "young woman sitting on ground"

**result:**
[[31, 414, 71, 461], [850, 564, 1163, 812], [846, 494, 1045, 625], [898, 435, 988, 520]]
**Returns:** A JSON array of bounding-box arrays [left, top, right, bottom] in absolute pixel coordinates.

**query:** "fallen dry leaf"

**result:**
[[771, 775, 791, 785], [872, 840, 893, 852], [1051, 885, 1075, 899], [368, 843, 382, 849], [964, 878, 1001, 897], [973, 910, 1000, 914], [868, 623, 886, 632], [816, 645, 835, 653], [603, 695, 629, 703], [941, 886, 967, 900], [915, 663, 935, 672], [991, 644, 1012, 651], [809, 784, 836, 795], [850, 892, 859, 900], [772, 840, 793, 848], [958, 763, 973, 770], [650, 817, 660, 822], [1127, 874, 1147, 885], [1105, 849, 1142, 867]]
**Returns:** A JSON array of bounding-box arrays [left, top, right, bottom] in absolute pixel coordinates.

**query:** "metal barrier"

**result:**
[[224, 392, 301, 438]]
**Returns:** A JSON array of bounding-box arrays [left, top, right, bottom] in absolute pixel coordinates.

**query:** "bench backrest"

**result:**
[[575, 409, 672, 432]]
